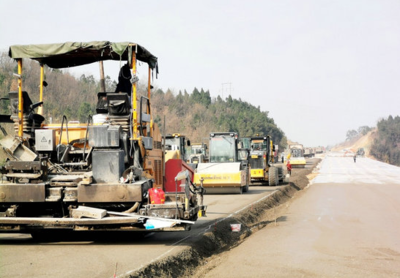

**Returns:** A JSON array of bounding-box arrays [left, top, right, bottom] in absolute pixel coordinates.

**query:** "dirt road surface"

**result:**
[[0, 158, 317, 278], [194, 154, 400, 278]]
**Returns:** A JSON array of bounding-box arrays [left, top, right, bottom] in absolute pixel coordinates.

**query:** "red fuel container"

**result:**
[[149, 188, 165, 204]]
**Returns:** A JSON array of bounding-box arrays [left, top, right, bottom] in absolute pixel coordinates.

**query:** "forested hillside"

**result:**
[[151, 88, 286, 147], [370, 116, 400, 166], [0, 52, 286, 148]]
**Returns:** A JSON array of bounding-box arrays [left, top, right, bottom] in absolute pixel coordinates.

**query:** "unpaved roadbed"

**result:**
[[128, 160, 320, 278]]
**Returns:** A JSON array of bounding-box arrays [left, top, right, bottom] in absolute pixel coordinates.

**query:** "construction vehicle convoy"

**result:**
[[248, 135, 284, 186], [193, 132, 250, 194], [288, 143, 306, 168], [0, 41, 206, 236]]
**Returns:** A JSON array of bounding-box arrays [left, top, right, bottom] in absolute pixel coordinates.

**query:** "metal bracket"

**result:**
[[131, 75, 139, 84]]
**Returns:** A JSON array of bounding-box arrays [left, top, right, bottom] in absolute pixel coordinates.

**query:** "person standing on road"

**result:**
[[354, 155, 357, 163], [281, 152, 284, 163], [287, 160, 292, 175]]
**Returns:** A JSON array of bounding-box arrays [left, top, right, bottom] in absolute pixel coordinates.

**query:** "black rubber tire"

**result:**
[[277, 166, 284, 184], [275, 167, 279, 186], [268, 167, 278, 186]]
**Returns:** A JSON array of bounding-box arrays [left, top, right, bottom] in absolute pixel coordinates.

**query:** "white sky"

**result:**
[[1, 0, 399, 147]]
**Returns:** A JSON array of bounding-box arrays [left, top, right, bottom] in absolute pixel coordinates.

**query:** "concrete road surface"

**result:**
[[197, 154, 400, 278]]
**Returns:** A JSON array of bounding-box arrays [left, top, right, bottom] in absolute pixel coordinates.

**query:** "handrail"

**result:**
[[83, 115, 92, 161], [59, 115, 69, 144], [57, 115, 69, 162], [139, 96, 151, 137]]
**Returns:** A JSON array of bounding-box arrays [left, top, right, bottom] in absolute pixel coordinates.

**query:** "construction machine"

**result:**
[[357, 147, 365, 157], [193, 132, 250, 194], [0, 41, 206, 236], [310, 147, 316, 157], [249, 136, 284, 186], [188, 142, 208, 164], [164, 133, 190, 162], [288, 143, 306, 168], [163, 133, 196, 196], [303, 147, 313, 158]]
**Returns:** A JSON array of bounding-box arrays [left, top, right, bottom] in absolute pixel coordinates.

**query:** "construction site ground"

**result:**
[[190, 153, 400, 278], [0, 158, 319, 278]]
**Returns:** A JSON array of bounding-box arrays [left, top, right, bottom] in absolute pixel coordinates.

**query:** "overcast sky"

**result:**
[[1, 0, 399, 147]]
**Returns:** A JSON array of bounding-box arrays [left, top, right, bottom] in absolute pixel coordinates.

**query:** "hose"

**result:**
[[122, 202, 140, 213]]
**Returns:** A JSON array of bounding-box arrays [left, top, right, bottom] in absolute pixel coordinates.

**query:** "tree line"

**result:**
[[0, 52, 286, 148], [345, 116, 400, 166], [370, 116, 400, 166], [151, 88, 286, 148]]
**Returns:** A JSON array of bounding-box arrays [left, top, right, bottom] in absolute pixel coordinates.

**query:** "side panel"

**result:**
[[0, 183, 45, 202], [77, 183, 144, 202], [164, 159, 194, 193], [194, 163, 243, 187], [251, 169, 266, 179], [92, 150, 125, 183]]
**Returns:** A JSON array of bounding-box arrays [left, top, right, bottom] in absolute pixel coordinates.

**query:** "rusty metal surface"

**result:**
[[50, 181, 79, 187], [0, 183, 45, 202], [46, 187, 62, 202], [63, 188, 77, 202], [5, 173, 42, 179], [5, 160, 43, 171], [77, 183, 143, 202]]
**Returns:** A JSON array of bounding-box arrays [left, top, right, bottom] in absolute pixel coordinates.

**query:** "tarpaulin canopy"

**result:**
[[8, 41, 158, 71]]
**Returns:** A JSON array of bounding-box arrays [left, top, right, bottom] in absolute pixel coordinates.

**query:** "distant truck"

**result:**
[[315, 146, 324, 154], [303, 147, 314, 158], [310, 147, 316, 157]]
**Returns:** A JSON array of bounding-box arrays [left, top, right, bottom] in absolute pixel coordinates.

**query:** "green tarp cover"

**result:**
[[8, 41, 158, 70]]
